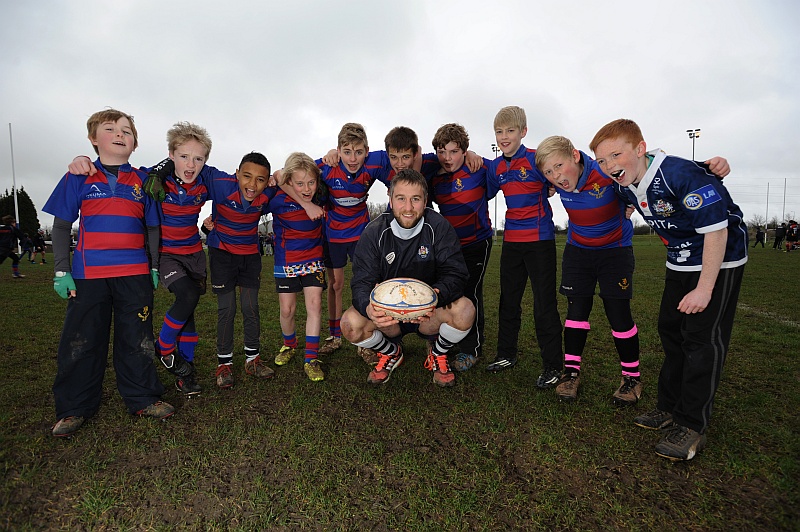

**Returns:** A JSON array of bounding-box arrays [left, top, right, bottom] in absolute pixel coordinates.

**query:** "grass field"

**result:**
[[1, 236, 798, 530]]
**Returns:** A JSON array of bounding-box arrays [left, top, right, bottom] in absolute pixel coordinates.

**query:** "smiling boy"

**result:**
[[590, 118, 747, 461], [44, 109, 174, 437], [484, 106, 564, 388]]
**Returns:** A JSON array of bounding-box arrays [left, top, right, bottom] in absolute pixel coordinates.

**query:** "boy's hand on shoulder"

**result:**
[[302, 202, 325, 221], [68, 156, 96, 176], [271, 169, 283, 187], [322, 149, 339, 167], [144, 158, 173, 202], [465, 151, 482, 173], [705, 156, 730, 178]]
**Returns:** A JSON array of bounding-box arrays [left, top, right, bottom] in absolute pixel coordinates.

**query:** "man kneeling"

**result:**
[[341, 169, 475, 387]]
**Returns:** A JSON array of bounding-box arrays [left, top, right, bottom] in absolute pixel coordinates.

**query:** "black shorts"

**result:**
[[275, 270, 327, 293], [560, 244, 635, 299], [208, 247, 261, 294], [160, 250, 207, 292], [326, 241, 357, 269]]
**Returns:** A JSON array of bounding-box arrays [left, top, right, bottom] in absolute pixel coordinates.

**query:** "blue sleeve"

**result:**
[[43, 173, 82, 223]]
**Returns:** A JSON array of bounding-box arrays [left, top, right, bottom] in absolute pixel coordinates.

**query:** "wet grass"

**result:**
[[0, 237, 797, 530]]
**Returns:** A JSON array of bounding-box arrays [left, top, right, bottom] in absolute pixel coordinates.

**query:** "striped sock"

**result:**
[[177, 332, 198, 362], [283, 332, 298, 349], [305, 335, 320, 363], [158, 311, 186, 356], [329, 319, 341, 339]]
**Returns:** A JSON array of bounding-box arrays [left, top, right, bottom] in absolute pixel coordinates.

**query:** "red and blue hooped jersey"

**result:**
[[268, 191, 325, 278], [318, 152, 389, 243], [159, 175, 208, 254], [202, 165, 274, 255], [423, 158, 493, 248], [555, 152, 632, 249], [43, 159, 159, 279], [486, 145, 555, 243], [615, 150, 748, 271]]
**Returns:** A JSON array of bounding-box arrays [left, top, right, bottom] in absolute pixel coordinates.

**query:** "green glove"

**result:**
[[53, 272, 76, 299], [144, 158, 173, 202], [151, 269, 160, 290]]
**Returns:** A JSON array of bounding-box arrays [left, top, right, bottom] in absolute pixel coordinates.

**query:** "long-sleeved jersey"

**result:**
[[350, 208, 468, 317], [486, 145, 555, 243], [555, 152, 632, 249], [0, 222, 24, 252], [268, 190, 325, 278], [318, 152, 390, 244], [159, 174, 208, 254], [43, 159, 159, 279], [423, 160, 493, 248], [615, 150, 748, 271], [201, 165, 274, 255]]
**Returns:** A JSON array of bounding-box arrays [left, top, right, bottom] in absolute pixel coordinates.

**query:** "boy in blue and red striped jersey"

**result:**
[[423, 123, 493, 373], [197, 152, 276, 389], [149, 123, 211, 395], [44, 108, 174, 438], [66, 122, 213, 395], [270, 153, 328, 382], [535, 135, 642, 406], [301, 124, 390, 358], [484, 106, 564, 388]]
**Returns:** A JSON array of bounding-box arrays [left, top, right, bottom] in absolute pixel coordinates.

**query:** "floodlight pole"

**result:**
[[686, 128, 701, 160], [491, 143, 501, 243]]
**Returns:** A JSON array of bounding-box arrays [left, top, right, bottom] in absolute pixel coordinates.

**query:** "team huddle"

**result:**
[[44, 105, 747, 462]]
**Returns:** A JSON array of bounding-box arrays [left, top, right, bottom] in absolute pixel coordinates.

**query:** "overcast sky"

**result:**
[[1, 0, 798, 231]]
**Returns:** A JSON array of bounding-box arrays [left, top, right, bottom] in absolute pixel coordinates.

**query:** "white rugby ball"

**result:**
[[370, 277, 438, 321]]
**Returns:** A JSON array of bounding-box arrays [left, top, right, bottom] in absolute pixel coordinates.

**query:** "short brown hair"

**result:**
[[337, 123, 368, 150], [384, 126, 420, 154], [432, 123, 469, 152], [389, 168, 428, 202], [86, 108, 138, 155], [589, 119, 644, 154]]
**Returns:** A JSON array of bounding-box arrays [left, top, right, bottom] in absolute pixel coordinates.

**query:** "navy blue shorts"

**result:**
[[559, 244, 635, 299]]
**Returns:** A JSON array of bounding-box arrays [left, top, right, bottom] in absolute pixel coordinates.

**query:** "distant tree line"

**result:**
[[0, 187, 41, 235]]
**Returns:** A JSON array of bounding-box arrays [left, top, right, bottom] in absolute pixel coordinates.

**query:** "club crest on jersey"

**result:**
[[385, 252, 396, 265], [652, 199, 675, 217], [417, 246, 430, 259], [138, 306, 150, 321], [454, 178, 464, 192], [683, 184, 721, 210], [519, 167, 528, 181], [132, 184, 144, 201], [193, 194, 203, 206], [618, 278, 630, 290], [588, 182, 606, 199]]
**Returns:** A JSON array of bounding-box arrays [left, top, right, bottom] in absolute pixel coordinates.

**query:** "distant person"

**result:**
[[340, 169, 475, 387], [753, 227, 765, 248], [43, 108, 174, 438], [773, 222, 786, 250], [32, 229, 47, 264], [20, 233, 34, 263], [0, 215, 25, 278], [591, 118, 747, 462], [785, 220, 798, 252]]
